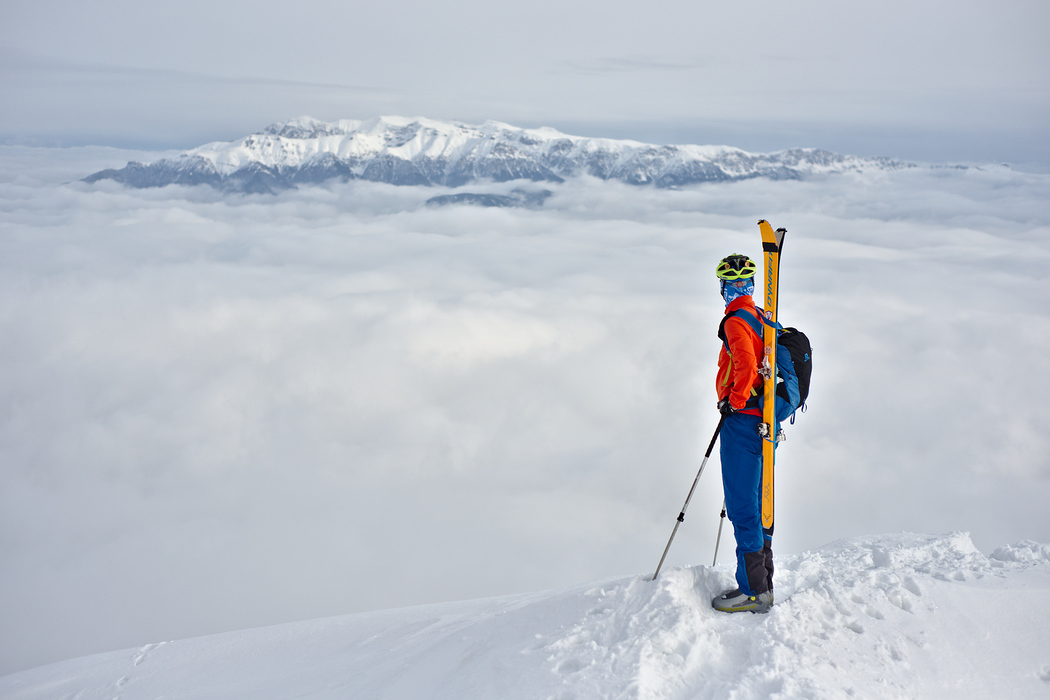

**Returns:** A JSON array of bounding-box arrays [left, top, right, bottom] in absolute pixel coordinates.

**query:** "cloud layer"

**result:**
[[1, 146, 1048, 674]]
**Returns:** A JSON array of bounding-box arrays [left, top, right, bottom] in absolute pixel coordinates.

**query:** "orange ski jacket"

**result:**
[[717, 295, 765, 416]]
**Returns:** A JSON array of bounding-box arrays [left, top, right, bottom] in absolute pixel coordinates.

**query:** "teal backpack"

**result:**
[[718, 309, 812, 423]]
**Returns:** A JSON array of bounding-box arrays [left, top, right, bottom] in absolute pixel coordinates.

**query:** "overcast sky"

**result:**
[[2, 1, 1049, 165]]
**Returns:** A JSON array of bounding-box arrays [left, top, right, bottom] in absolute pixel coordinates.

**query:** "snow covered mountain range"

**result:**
[[3, 533, 1048, 699], [83, 116, 907, 194]]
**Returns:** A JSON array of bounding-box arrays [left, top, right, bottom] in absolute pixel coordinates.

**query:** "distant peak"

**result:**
[[260, 116, 339, 139], [83, 115, 914, 194]]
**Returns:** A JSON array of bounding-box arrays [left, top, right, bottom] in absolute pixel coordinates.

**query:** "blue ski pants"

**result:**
[[720, 412, 774, 595]]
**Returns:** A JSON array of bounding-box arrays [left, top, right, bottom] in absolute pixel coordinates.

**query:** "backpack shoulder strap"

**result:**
[[718, 308, 765, 349]]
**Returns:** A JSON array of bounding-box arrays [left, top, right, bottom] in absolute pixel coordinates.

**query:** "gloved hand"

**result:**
[[717, 398, 738, 416]]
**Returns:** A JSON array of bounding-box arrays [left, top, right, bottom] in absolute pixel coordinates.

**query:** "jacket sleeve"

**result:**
[[722, 316, 760, 409]]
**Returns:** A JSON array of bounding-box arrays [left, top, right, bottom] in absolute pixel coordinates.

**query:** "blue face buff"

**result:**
[[721, 277, 755, 304]]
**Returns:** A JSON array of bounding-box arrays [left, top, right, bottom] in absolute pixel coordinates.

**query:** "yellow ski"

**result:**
[[758, 220, 786, 528]]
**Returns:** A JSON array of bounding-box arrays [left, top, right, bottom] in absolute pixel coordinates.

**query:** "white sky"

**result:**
[[2, 1, 1049, 164]]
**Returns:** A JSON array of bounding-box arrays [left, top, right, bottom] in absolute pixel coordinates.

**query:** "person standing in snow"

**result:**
[[711, 254, 774, 614]]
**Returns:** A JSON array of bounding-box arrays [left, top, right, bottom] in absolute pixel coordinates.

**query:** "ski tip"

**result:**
[[757, 219, 767, 225]]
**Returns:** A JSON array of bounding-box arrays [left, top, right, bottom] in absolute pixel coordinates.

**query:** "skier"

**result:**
[[711, 254, 774, 613]]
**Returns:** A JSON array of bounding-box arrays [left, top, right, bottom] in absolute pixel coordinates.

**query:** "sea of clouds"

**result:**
[[1, 146, 1048, 674]]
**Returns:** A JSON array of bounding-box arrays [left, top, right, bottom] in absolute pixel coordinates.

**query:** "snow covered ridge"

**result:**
[[83, 116, 909, 194], [4, 533, 1048, 699]]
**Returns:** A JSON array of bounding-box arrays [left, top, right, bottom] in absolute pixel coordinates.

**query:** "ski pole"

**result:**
[[651, 414, 726, 581], [712, 500, 727, 566]]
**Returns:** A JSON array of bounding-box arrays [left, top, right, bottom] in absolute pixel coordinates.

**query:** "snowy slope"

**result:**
[[3, 533, 1048, 700], [82, 116, 908, 193]]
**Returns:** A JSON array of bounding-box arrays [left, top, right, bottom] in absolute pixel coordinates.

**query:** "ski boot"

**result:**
[[712, 588, 773, 614]]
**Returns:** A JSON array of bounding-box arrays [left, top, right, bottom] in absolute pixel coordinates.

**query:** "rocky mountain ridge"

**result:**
[[85, 116, 909, 194]]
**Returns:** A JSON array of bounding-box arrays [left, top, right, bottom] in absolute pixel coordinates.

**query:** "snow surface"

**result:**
[[3, 533, 1048, 699]]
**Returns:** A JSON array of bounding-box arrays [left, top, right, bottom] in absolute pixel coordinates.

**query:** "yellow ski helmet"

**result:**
[[715, 254, 757, 281]]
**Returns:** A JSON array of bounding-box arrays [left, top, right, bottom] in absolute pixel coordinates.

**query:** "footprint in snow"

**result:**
[[132, 641, 166, 666], [555, 658, 585, 675]]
